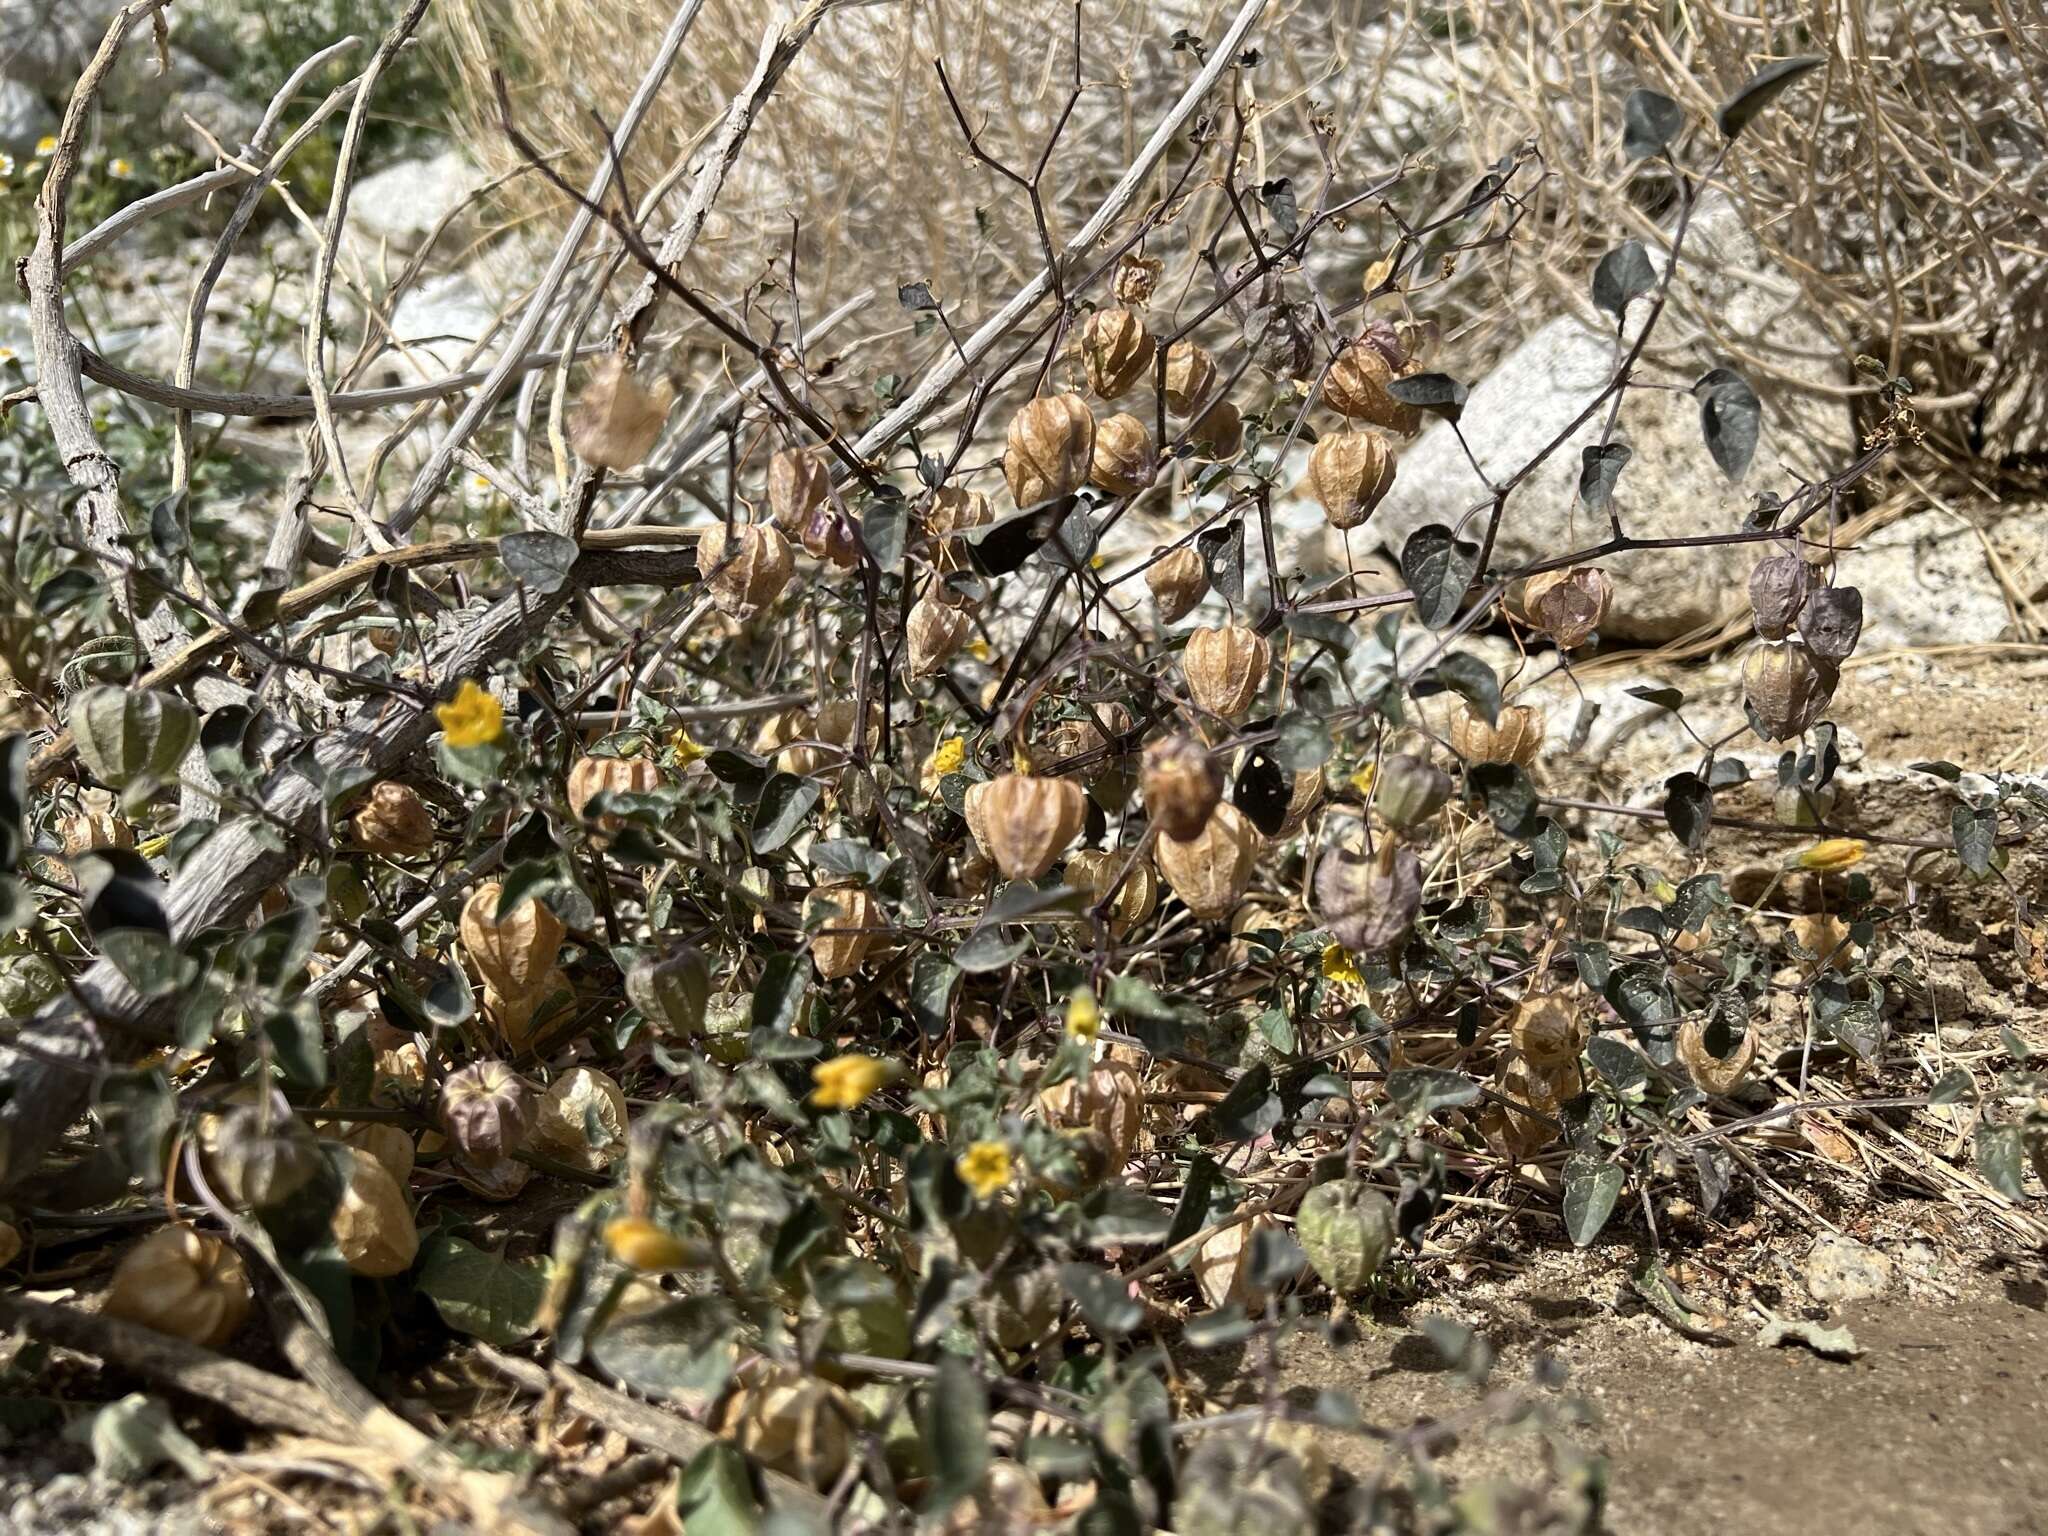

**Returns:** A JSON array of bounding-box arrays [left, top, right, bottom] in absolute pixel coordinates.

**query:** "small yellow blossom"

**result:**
[[668, 729, 706, 767], [604, 1217, 701, 1272], [929, 737, 965, 777], [1321, 943, 1365, 987], [108, 157, 133, 179], [1348, 764, 1376, 798], [967, 638, 993, 663], [811, 1053, 891, 1110], [435, 679, 503, 748], [1793, 838, 1865, 874], [1065, 986, 1101, 1042], [0, 154, 14, 179], [0, 347, 15, 363], [956, 1141, 1012, 1199], [34, 135, 57, 158]]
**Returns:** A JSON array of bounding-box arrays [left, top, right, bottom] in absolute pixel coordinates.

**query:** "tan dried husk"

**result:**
[[1193, 1213, 1280, 1312], [1520, 567, 1613, 650], [1677, 1017, 1759, 1096], [1448, 703, 1545, 767], [104, 1226, 252, 1349], [1142, 734, 1222, 840], [1113, 252, 1163, 308], [329, 1145, 420, 1277], [1789, 912, 1853, 970], [717, 1366, 859, 1489], [60, 789, 134, 855], [532, 1067, 629, 1169], [978, 774, 1086, 880], [351, 780, 435, 856], [1146, 545, 1209, 624], [439, 1059, 535, 1162], [907, 595, 970, 677], [1037, 1056, 1144, 1172], [1480, 1055, 1583, 1162], [568, 355, 674, 471], [1321, 341, 1420, 433], [1183, 624, 1271, 721], [697, 522, 795, 618], [338, 1121, 416, 1187], [1280, 766, 1325, 835], [1304, 429, 1396, 530], [1062, 848, 1158, 936], [461, 881, 566, 1000], [767, 444, 832, 532], [809, 885, 880, 979], [1748, 553, 1812, 639], [1742, 641, 1836, 741], [1003, 393, 1095, 508], [1089, 411, 1156, 496], [1156, 801, 1262, 921], [926, 485, 993, 587], [1162, 340, 1217, 414], [1079, 307, 1155, 399], [567, 754, 664, 834], [1508, 991, 1587, 1069]]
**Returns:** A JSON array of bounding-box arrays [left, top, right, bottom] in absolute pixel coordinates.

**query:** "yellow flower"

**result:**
[[435, 680, 503, 748], [1348, 764, 1376, 797], [929, 737, 964, 777], [0, 154, 14, 179], [1065, 986, 1101, 1042], [668, 729, 706, 767], [967, 638, 993, 663], [1321, 943, 1365, 987], [956, 1141, 1012, 1199], [34, 135, 57, 157], [108, 157, 133, 179], [1794, 838, 1865, 874], [604, 1217, 702, 1272], [811, 1053, 891, 1110]]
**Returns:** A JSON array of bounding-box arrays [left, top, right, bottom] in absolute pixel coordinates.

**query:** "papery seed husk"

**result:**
[[1509, 991, 1587, 1069], [1305, 430, 1396, 530], [1798, 585, 1863, 663], [697, 522, 794, 617], [1090, 411, 1157, 496], [1080, 307, 1155, 399], [1742, 640, 1836, 741], [979, 774, 1086, 880], [1003, 393, 1095, 508], [1322, 341, 1420, 433], [767, 445, 831, 531], [569, 355, 673, 470], [809, 885, 880, 979], [1748, 553, 1812, 640], [1677, 1016, 1758, 1095], [1156, 800, 1262, 920], [104, 1226, 252, 1349], [1146, 545, 1209, 624], [907, 595, 970, 677], [1373, 754, 1452, 828], [1521, 567, 1613, 650], [1163, 341, 1217, 415], [1143, 734, 1223, 840], [1313, 842, 1422, 955], [1183, 624, 1270, 721], [1448, 702, 1545, 767]]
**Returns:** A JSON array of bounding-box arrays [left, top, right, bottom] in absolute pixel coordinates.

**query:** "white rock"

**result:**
[[383, 272, 501, 385], [1851, 501, 2048, 650], [1803, 1234, 1893, 1305], [1367, 195, 1851, 642], [347, 150, 481, 254]]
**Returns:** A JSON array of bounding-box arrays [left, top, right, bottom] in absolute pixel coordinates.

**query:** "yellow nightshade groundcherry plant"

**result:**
[[0, 24, 2032, 1536]]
